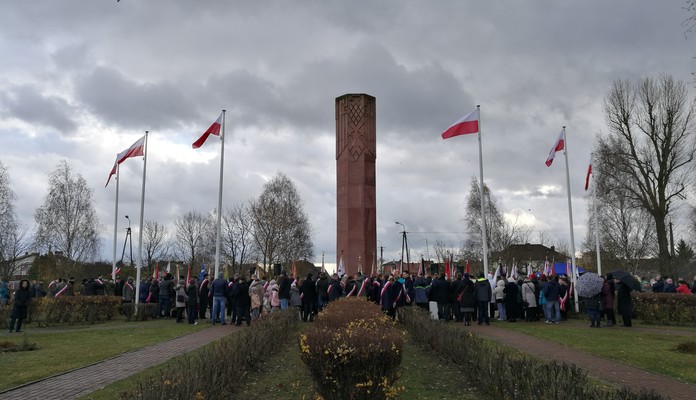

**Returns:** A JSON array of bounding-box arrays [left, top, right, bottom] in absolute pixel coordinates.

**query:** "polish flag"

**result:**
[[545, 129, 565, 167], [441, 108, 479, 139], [337, 253, 345, 277], [584, 162, 592, 191], [192, 113, 223, 149], [465, 259, 470, 274], [105, 135, 146, 187]]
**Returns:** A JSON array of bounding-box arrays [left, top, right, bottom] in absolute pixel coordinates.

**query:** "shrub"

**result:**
[[0, 334, 39, 352], [399, 307, 667, 400], [299, 298, 405, 400], [675, 341, 696, 354], [632, 292, 696, 326], [29, 296, 121, 327], [121, 309, 298, 400]]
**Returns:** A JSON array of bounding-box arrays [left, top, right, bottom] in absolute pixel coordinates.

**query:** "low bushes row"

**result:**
[[400, 307, 666, 400], [299, 298, 405, 400], [121, 309, 297, 400], [632, 292, 696, 326], [0, 297, 161, 328]]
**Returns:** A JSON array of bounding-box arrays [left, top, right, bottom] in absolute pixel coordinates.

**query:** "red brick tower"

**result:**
[[336, 94, 376, 277]]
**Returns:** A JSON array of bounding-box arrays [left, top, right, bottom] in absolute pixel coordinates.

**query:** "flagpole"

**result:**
[[112, 165, 120, 281], [135, 131, 148, 306], [214, 110, 226, 278], [561, 127, 579, 312], [476, 105, 490, 274], [591, 152, 602, 276]]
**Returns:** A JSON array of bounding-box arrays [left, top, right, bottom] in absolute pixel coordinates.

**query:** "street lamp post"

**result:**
[[395, 222, 410, 273]]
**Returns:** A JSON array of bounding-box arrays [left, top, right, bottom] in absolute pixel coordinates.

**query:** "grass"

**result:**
[[490, 318, 696, 384], [234, 325, 478, 400], [0, 319, 207, 391], [86, 324, 479, 400]]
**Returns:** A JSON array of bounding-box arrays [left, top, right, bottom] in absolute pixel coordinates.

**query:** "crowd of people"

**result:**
[[5, 269, 696, 333]]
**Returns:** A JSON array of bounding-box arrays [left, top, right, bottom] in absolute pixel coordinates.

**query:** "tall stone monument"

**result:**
[[336, 94, 376, 277]]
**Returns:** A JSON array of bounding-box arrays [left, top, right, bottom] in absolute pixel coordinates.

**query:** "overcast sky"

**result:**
[[1, 1, 694, 272]]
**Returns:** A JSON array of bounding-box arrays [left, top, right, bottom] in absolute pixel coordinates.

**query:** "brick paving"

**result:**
[[464, 321, 695, 400], [3, 318, 694, 400], [0, 324, 237, 400]]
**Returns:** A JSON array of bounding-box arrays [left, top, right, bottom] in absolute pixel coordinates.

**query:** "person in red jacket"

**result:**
[[675, 280, 692, 294]]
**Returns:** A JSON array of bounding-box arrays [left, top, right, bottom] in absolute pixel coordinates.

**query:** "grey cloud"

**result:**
[[1, 85, 78, 134], [74, 66, 203, 131]]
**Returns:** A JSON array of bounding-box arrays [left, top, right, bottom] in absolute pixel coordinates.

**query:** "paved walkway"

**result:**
[[3, 318, 694, 400], [0, 324, 237, 400], [463, 321, 695, 400]]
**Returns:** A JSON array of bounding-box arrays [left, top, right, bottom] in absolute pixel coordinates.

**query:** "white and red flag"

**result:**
[[545, 129, 565, 167], [192, 113, 223, 149], [584, 162, 593, 191], [105, 135, 146, 187], [441, 108, 479, 139]]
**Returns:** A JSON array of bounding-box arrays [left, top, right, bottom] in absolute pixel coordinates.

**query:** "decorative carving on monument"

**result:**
[[336, 94, 376, 161]]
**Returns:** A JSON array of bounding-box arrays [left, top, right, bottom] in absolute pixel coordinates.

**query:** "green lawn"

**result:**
[[0, 319, 207, 390], [490, 318, 696, 384], [86, 326, 479, 400]]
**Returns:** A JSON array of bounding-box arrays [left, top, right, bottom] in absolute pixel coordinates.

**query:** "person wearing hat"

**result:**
[[186, 278, 198, 324], [9, 279, 31, 333]]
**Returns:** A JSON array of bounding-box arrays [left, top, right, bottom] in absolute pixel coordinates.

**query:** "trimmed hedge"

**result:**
[[400, 307, 666, 400], [121, 309, 298, 400], [27, 296, 121, 327], [299, 298, 405, 400], [632, 292, 696, 326]]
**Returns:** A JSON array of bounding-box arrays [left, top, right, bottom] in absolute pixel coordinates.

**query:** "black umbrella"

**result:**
[[609, 270, 641, 291]]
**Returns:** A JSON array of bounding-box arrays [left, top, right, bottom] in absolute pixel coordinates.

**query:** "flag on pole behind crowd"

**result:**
[[199, 264, 206, 281], [545, 129, 565, 167], [154, 262, 159, 280], [192, 113, 223, 149], [337, 253, 345, 276], [105, 135, 146, 187], [584, 160, 593, 191], [440, 108, 479, 139]]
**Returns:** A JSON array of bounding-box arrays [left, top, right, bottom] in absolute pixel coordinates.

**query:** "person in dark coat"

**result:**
[[158, 273, 174, 318], [390, 276, 408, 320], [542, 275, 561, 323], [235, 276, 251, 326], [149, 279, 160, 302], [413, 274, 430, 311], [198, 273, 210, 319], [9, 279, 31, 333], [328, 273, 342, 302], [138, 278, 151, 304], [601, 273, 616, 327], [209, 272, 229, 325], [616, 281, 633, 327], [504, 277, 520, 322], [315, 272, 329, 310], [450, 273, 465, 322], [300, 273, 318, 322], [186, 279, 198, 324], [430, 274, 450, 321], [459, 274, 477, 325], [278, 272, 291, 310], [475, 274, 492, 325]]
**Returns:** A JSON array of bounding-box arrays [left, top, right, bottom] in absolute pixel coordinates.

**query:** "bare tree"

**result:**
[[601, 76, 696, 275], [34, 160, 101, 268], [173, 210, 212, 268], [0, 162, 31, 280], [250, 172, 313, 270], [142, 220, 168, 277], [221, 202, 257, 276], [464, 177, 531, 261]]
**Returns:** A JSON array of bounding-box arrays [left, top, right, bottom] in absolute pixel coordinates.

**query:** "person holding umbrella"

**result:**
[[601, 273, 616, 327]]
